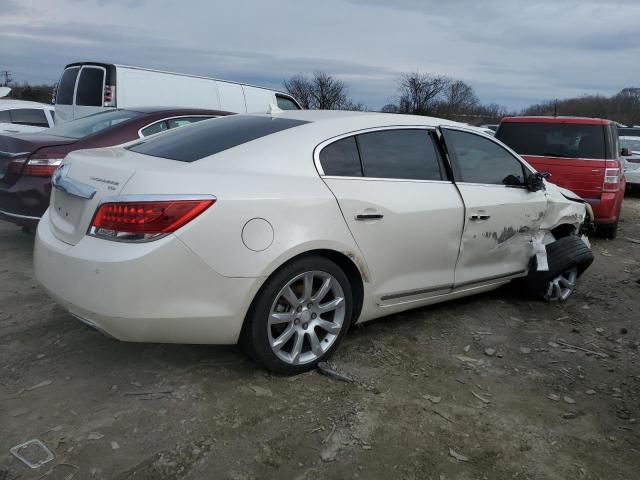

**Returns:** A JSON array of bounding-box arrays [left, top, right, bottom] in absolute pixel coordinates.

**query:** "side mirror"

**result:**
[[526, 172, 549, 192], [621, 147, 632, 157]]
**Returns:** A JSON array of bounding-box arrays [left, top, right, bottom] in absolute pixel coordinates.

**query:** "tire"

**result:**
[[597, 220, 619, 239], [524, 235, 594, 302], [241, 255, 353, 375]]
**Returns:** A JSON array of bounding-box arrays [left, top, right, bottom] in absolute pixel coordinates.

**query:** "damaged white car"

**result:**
[[34, 111, 594, 374]]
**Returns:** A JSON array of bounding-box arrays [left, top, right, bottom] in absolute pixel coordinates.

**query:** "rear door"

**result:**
[[441, 128, 548, 287], [55, 66, 81, 123], [74, 66, 106, 120], [318, 127, 464, 305]]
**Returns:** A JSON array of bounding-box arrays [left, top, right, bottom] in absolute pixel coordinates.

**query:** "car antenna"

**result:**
[[267, 103, 283, 116]]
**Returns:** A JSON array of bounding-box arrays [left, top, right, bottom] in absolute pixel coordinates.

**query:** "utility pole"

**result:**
[[553, 98, 558, 117], [0, 70, 13, 87]]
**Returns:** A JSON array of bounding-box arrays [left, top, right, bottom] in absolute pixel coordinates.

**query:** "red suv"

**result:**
[[496, 117, 625, 238]]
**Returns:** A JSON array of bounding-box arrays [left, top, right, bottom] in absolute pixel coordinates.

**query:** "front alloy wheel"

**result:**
[[242, 256, 353, 374]]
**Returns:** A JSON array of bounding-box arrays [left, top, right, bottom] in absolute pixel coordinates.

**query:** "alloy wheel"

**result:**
[[544, 267, 578, 302], [268, 270, 346, 365]]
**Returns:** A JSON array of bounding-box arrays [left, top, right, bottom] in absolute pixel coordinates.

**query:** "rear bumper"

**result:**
[[34, 211, 261, 345], [584, 192, 623, 225], [0, 176, 50, 227]]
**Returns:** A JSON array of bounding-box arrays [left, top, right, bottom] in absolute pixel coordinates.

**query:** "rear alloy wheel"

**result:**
[[242, 256, 353, 374]]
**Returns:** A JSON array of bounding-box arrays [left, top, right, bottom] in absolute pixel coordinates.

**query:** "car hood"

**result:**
[[0, 132, 76, 157]]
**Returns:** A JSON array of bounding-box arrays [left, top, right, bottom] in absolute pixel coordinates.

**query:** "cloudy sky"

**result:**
[[1, 0, 639, 110]]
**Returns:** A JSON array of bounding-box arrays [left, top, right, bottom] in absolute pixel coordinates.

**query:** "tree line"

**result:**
[[3, 70, 639, 126]]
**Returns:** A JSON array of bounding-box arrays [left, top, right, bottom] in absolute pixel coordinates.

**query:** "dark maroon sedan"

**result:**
[[0, 107, 231, 230]]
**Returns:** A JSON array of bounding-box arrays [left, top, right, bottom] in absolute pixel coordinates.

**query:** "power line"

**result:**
[[0, 70, 13, 87]]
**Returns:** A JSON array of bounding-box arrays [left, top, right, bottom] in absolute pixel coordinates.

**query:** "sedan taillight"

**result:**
[[88, 197, 215, 242]]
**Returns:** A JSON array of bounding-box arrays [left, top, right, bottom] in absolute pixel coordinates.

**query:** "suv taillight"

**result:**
[[88, 197, 215, 242], [603, 167, 621, 192], [103, 85, 115, 107], [17, 153, 65, 177]]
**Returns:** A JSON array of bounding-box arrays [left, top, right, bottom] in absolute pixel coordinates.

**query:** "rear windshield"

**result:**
[[56, 67, 80, 105], [76, 67, 104, 107], [497, 123, 607, 159], [45, 109, 142, 139], [621, 137, 640, 151], [128, 115, 309, 162]]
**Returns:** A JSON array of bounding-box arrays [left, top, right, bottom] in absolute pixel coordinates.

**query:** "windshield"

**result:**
[[621, 137, 640, 152], [46, 109, 143, 139], [497, 122, 607, 159]]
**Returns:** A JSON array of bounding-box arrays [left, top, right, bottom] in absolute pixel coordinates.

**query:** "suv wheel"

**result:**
[[597, 220, 619, 239], [241, 256, 353, 374], [525, 235, 594, 302]]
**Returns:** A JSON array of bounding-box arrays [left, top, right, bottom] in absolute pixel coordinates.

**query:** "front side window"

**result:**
[[276, 95, 300, 110], [76, 67, 105, 107], [357, 129, 442, 180], [444, 129, 526, 186], [319, 136, 362, 177], [10, 109, 49, 127], [56, 67, 80, 105]]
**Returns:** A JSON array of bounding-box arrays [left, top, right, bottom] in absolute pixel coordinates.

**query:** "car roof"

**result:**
[[122, 106, 233, 116], [501, 116, 611, 125], [0, 99, 54, 110], [246, 109, 467, 130]]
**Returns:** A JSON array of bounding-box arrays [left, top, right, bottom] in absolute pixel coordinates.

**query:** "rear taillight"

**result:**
[[103, 85, 115, 107], [22, 153, 65, 177], [603, 167, 621, 192], [88, 197, 215, 242]]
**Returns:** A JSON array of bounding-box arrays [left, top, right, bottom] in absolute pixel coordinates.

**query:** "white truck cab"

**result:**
[[54, 62, 301, 123]]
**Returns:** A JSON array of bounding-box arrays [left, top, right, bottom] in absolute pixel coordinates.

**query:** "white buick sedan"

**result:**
[[34, 111, 593, 374]]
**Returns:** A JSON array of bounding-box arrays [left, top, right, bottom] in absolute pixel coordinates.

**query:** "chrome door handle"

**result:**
[[469, 214, 491, 221], [356, 213, 384, 221]]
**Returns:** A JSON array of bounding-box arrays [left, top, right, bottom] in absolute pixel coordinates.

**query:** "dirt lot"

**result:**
[[1, 196, 639, 480]]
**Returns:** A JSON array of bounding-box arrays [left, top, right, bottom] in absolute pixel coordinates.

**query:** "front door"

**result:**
[[441, 128, 548, 287], [317, 127, 465, 304]]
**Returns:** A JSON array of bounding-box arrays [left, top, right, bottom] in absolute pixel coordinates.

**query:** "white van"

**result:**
[[54, 62, 301, 123]]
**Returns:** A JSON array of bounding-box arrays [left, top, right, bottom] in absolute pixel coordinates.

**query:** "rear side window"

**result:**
[[140, 121, 168, 137], [166, 116, 212, 128], [497, 123, 607, 160], [444, 129, 526, 186], [56, 67, 80, 105], [0, 110, 10, 123], [319, 137, 362, 176], [128, 115, 309, 162], [276, 95, 300, 110], [10, 109, 49, 127], [76, 68, 105, 107], [357, 129, 442, 180]]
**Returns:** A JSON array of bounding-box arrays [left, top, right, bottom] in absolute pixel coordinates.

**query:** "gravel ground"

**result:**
[[1, 195, 639, 480]]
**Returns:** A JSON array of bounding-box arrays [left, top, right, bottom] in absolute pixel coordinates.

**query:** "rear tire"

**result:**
[[524, 235, 594, 302], [241, 255, 353, 375]]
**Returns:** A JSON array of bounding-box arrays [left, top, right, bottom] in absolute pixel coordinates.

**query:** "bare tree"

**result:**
[[397, 72, 450, 115], [284, 72, 363, 110], [283, 74, 313, 109], [442, 80, 478, 114]]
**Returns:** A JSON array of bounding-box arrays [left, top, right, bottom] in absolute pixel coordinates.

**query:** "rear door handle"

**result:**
[[469, 214, 491, 221], [356, 213, 384, 221]]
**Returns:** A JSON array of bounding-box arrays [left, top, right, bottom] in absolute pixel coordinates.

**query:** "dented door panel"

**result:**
[[453, 184, 548, 286]]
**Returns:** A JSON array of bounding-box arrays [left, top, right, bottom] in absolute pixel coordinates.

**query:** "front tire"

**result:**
[[524, 235, 594, 302], [241, 256, 353, 375]]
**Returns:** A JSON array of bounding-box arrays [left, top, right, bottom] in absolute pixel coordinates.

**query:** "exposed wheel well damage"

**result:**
[[550, 223, 576, 239]]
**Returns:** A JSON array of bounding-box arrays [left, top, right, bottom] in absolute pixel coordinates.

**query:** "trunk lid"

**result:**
[[523, 155, 605, 200], [49, 149, 135, 245], [0, 133, 76, 186]]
